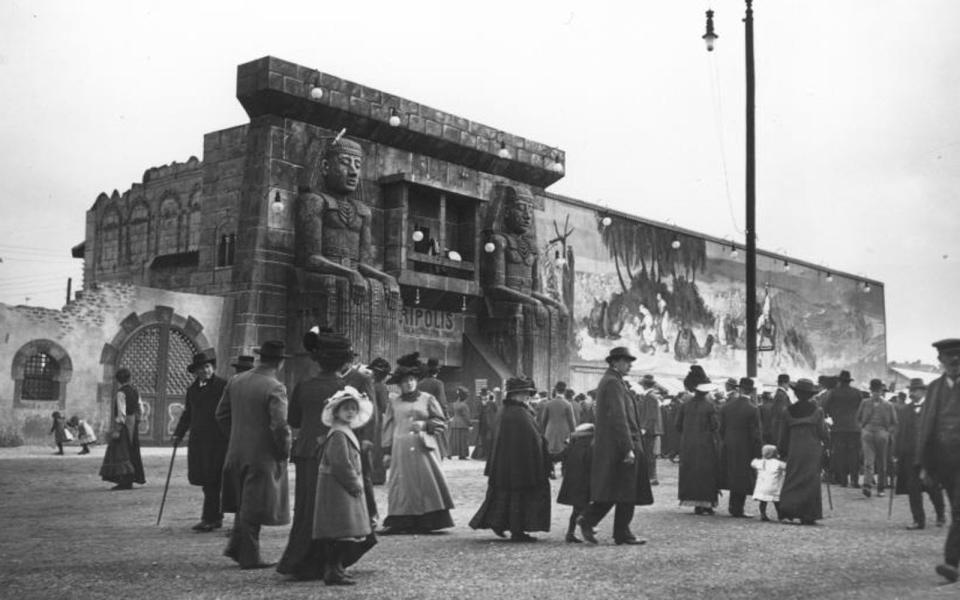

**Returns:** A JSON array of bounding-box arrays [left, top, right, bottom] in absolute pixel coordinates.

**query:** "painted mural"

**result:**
[[536, 208, 885, 385]]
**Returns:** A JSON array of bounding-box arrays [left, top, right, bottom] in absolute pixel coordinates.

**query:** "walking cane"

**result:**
[[157, 440, 179, 526], [824, 471, 833, 511], [887, 472, 896, 519]]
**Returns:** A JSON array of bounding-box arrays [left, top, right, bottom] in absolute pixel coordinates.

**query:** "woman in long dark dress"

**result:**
[[99, 368, 146, 490], [277, 327, 352, 580], [469, 376, 552, 541], [676, 366, 720, 515], [777, 378, 830, 525]]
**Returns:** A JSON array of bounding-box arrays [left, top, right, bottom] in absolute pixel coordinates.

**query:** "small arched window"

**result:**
[[12, 340, 72, 408], [158, 196, 180, 255], [99, 208, 121, 269], [187, 190, 202, 251], [215, 219, 237, 267], [128, 203, 150, 264], [22, 352, 60, 400]]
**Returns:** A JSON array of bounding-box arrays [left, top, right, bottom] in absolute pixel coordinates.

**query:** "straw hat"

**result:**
[[321, 386, 374, 429]]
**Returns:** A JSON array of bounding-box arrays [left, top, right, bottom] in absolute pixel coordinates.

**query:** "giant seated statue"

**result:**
[[480, 184, 569, 386], [291, 136, 399, 360]]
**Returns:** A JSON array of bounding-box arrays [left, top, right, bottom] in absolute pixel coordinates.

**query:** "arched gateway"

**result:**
[[100, 306, 211, 445]]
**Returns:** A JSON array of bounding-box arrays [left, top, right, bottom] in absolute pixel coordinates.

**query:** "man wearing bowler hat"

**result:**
[[231, 355, 255, 374], [173, 350, 229, 532], [916, 338, 960, 583], [895, 378, 945, 530], [368, 357, 392, 485], [822, 370, 863, 487], [857, 378, 898, 498], [216, 341, 292, 569], [578, 346, 654, 545]]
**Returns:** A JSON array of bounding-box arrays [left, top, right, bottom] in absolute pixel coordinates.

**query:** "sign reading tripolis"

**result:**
[[399, 306, 461, 339]]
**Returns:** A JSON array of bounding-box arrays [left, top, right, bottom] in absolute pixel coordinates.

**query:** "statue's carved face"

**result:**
[[322, 151, 362, 193], [504, 196, 533, 234]]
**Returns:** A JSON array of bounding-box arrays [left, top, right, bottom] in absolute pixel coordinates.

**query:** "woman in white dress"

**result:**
[[379, 352, 454, 534]]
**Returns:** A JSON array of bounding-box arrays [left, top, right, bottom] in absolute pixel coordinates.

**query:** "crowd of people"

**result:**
[[59, 332, 960, 587]]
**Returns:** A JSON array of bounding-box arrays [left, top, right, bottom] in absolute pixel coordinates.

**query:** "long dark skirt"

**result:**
[[277, 457, 322, 578], [99, 423, 145, 485], [382, 510, 453, 532], [448, 428, 470, 459], [468, 484, 551, 534], [780, 445, 824, 522]]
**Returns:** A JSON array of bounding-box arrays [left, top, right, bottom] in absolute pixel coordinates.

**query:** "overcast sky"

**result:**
[[1, 0, 957, 363]]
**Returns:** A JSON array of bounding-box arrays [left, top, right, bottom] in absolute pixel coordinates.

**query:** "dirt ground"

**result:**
[[0, 445, 956, 600]]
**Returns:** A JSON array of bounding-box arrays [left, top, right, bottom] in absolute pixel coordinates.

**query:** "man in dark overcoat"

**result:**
[[173, 351, 229, 532], [419, 357, 450, 457], [761, 373, 792, 446], [719, 377, 762, 517], [916, 338, 960, 584], [638, 374, 664, 485], [368, 357, 392, 484], [822, 370, 863, 487], [895, 378, 945, 530], [578, 346, 653, 545], [216, 341, 292, 569]]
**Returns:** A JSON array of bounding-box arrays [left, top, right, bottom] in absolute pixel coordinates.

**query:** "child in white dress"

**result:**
[[751, 444, 786, 521]]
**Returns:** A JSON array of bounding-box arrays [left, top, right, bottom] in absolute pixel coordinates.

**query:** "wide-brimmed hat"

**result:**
[[187, 350, 216, 373], [386, 352, 424, 384], [505, 376, 537, 396], [573, 423, 595, 434], [321, 386, 374, 429], [837, 370, 853, 382], [908, 378, 927, 391], [254, 340, 292, 361], [231, 355, 255, 371], [606, 346, 637, 363], [739, 377, 756, 392], [791, 378, 819, 395]]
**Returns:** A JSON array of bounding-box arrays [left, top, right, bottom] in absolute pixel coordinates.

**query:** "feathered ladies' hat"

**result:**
[[386, 352, 424, 385], [684, 365, 714, 393], [302, 326, 353, 363], [321, 386, 374, 429]]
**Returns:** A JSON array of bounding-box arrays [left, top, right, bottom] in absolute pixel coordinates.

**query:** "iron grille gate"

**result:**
[[117, 324, 198, 445]]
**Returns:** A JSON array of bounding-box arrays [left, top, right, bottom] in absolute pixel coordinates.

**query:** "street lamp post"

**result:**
[[704, 1, 758, 378]]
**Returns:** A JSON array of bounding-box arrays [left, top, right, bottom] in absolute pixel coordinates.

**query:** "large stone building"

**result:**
[[0, 56, 886, 444]]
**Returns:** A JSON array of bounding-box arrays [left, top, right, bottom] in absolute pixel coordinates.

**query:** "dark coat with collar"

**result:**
[[590, 367, 653, 505], [677, 393, 721, 503], [288, 371, 344, 460], [896, 400, 925, 495], [174, 374, 228, 486], [216, 366, 291, 525], [915, 375, 960, 480], [718, 395, 762, 494]]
